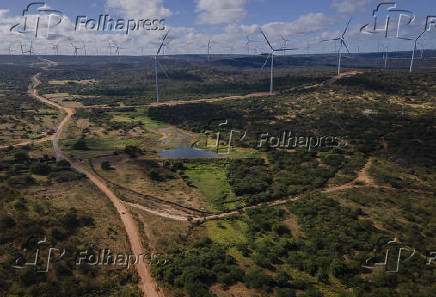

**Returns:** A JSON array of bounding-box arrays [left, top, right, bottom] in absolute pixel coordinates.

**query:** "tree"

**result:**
[[57, 160, 71, 169], [101, 161, 113, 170], [72, 139, 89, 150], [148, 169, 164, 181], [31, 163, 51, 175], [276, 288, 296, 297], [244, 269, 274, 290], [14, 151, 29, 162], [125, 145, 140, 158]]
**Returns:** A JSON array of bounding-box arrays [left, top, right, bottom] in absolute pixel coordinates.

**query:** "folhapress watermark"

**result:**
[[75, 15, 166, 35], [360, 1, 436, 39], [76, 249, 167, 269], [9, 2, 166, 39], [257, 131, 348, 151], [362, 237, 435, 273], [193, 119, 349, 154], [12, 238, 168, 273]]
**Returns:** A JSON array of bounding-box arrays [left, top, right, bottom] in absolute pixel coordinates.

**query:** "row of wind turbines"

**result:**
[[152, 18, 431, 104], [5, 17, 433, 105], [7, 40, 131, 57]]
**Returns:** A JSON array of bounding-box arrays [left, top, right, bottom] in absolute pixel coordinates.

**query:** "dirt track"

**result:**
[[323, 157, 374, 193], [29, 69, 163, 297]]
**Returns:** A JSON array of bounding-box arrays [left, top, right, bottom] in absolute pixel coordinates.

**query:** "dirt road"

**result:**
[[326, 71, 361, 85], [323, 157, 374, 193], [29, 70, 163, 297], [78, 71, 361, 111], [126, 196, 301, 222]]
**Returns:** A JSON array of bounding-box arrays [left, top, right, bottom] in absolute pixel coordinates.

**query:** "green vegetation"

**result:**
[[0, 147, 140, 297], [2, 56, 435, 297], [181, 161, 240, 212]]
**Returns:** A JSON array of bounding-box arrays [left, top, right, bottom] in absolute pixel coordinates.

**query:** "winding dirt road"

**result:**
[[29, 71, 163, 297]]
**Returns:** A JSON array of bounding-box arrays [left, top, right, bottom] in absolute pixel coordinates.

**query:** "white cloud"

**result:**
[[262, 13, 336, 36], [106, 0, 171, 18], [196, 0, 248, 25], [0, 9, 10, 18], [331, 0, 373, 14]]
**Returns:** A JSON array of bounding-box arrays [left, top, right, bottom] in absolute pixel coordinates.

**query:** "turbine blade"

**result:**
[[275, 48, 298, 51], [259, 28, 274, 50], [157, 59, 170, 79], [342, 40, 350, 54], [342, 17, 352, 36], [261, 54, 272, 70], [157, 31, 170, 55]]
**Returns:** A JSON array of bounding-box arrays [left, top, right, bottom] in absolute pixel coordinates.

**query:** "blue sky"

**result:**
[[1, 0, 436, 55]]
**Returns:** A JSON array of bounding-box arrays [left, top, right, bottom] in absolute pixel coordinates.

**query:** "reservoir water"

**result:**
[[158, 145, 218, 159]]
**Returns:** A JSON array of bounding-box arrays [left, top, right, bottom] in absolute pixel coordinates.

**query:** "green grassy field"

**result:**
[[109, 108, 168, 130], [182, 162, 243, 212]]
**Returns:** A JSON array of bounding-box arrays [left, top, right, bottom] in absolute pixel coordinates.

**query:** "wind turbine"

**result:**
[[20, 41, 34, 56], [20, 43, 25, 55], [321, 17, 352, 75], [52, 44, 59, 55], [245, 35, 260, 55], [207, 39, 215, 61], [259, 28, 298, 95], [383, 46, 389, 70], [82, 41, 87, 56], [8, 43, 17, 55], [111, 41, 126, 56], [410, 30, 426, 72], [417, 42, 425, 59], [154, 31, 170, 104], [161, 42, 170, 55], [280, 35, 292, 55], [107, 42, 114, 56], [70, 43, 81, 56]]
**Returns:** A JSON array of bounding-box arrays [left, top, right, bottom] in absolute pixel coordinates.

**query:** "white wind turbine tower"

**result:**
[[154, 31, 170, 104], [259, 28, 298, 95], [321, 17, 352, 75]]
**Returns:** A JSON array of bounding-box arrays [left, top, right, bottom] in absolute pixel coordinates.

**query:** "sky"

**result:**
[[1, 0, 436, 55]]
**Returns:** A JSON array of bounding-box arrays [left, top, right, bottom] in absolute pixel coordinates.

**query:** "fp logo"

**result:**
[[9, 2, 64, 39], [360, 2, 415, 40]]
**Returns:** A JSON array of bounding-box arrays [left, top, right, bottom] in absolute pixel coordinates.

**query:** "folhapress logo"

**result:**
[[75, 15, 166, 35], [9, 2, 64, 39], [9, 2, 166, 38]]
